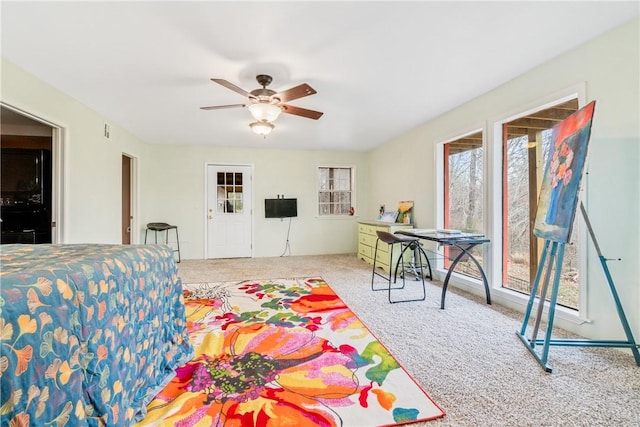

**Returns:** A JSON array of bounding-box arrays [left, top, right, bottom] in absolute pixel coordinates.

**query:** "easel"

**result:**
[[517, 202, 640, 372]]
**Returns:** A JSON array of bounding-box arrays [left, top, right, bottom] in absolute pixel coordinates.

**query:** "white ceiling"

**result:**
[[2, 1, 638, 151]]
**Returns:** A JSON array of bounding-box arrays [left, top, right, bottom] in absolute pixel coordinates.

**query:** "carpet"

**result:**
[[139, 277, 445, 426]]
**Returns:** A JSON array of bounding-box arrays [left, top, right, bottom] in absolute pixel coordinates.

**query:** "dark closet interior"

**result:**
[[1, 135, 53, 244]]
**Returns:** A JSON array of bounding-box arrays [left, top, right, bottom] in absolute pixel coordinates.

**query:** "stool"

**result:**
[[371, 230, 429, 303], [145, 222, 181, 263]]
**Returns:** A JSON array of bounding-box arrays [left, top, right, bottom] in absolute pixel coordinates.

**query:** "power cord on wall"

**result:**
[[280, 216, 292, 257]]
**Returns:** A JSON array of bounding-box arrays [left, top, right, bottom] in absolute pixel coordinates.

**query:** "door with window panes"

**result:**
[[206, 164, 252, 258]]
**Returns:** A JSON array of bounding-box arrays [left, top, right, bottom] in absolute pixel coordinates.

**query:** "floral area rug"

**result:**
[[139, 277, 445, 426]]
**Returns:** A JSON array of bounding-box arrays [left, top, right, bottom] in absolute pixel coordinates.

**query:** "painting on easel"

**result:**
[[534, 100, 596, 243]]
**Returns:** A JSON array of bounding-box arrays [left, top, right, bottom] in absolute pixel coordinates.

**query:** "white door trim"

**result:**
[[121, 152, 139, 244], [1, 102, 64, 243]]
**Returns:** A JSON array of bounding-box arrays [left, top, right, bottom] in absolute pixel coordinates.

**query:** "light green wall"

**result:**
[[1, 59, 151, 243], [369, 18, 640, 340], [2, 18, 637, 342], [140, 144, 368, 258], [1, 58, 368, 257]]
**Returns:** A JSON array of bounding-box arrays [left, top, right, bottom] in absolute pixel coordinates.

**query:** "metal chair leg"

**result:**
[[144, 223, 181, 263], [173, 226, 181, 263], [372, 235, 427, 304]]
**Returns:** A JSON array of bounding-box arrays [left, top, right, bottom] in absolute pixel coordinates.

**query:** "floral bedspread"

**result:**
[[0, 244, 193, 426]]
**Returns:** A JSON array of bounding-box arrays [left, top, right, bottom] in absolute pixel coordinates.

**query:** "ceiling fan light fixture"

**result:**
[[248, 102, 282, 122], [250, 121, 274, 136]]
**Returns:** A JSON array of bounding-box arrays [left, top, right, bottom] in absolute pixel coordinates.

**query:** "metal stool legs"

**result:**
[[396, 241, 432, 282], [171, 226, 181, 263], [371, 231, 426, 303], [144, 222, 181, 263]]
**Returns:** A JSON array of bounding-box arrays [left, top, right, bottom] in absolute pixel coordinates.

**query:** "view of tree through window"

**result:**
[[502, 99, 580, 309], [318, 167, 353, 215], [443, 131, 484, 279]]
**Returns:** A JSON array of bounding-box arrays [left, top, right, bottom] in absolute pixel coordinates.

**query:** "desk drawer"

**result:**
[[359, 233, 376, 247], [358, 224, 376, 235], [374, 255, 390, 272], [375, 248, 391, 265], [375, 240, 390, 254], [358, 243, 372, 260], [358, 222, 416, 274]]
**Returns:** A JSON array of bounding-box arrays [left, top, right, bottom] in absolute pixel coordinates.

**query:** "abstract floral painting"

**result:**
[[534, 101, 596, 243], [139, 277, 445, 426]]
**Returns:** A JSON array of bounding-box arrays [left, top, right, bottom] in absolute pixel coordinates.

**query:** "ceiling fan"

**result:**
[[201, 74, 323, 135]]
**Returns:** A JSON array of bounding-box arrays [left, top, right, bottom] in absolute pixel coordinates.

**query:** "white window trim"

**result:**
[[316, 165, 356, 218], [434, 127, 488, 288], [487, 82, 589, 323], [433, 83, 590, 324]]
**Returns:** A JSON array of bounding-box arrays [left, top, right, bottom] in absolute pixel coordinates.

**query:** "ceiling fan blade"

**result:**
[[274, 83, 316, 103], [200, 103, 246, 110], [281, 104, 324, 120], [211, 78, 252, 98]]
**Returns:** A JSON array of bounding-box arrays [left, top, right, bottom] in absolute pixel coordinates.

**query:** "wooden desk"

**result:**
[[397, 229, 491, 309], [357, 221, 413, 273]]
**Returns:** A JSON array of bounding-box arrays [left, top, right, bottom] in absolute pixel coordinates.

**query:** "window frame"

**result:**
[[434, 83, 589, 324], [435, 127, 487, 285], [487, 84, 589, 323], [317, 165, 355, 217]]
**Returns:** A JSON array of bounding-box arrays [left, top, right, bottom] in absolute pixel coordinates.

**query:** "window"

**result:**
[[216, 172, 243, 213], [436, 93, 585, 312], [441, 131, 484, 279], [501, 98, 580, 309], [318, 166, 354, 216]]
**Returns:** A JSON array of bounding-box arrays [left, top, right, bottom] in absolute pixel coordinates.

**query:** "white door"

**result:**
[[206, 164, 252, 258]]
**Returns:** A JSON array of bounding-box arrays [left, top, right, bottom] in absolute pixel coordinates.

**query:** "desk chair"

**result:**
[[144, 222, 181, 263], [371, 231, 429, 303]]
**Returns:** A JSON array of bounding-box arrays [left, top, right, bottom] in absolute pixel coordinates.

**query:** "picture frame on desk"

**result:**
[[379, 211, 398, 223], [397, 200, 414, 224]]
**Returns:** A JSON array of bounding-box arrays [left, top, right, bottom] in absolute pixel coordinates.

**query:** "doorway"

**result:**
[[0, 105, 60, 244], [122, 154, 133, 244], [205, 164, 252, 258]]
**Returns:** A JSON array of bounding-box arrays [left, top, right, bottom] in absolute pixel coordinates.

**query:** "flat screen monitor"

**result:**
[[265, 198, 297, 218]]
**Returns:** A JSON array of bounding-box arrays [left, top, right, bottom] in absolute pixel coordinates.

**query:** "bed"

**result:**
[[0, 243, 193, 426]]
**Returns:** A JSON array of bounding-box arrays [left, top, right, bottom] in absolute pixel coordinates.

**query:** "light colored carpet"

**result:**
[[176, 254, 640, 427]]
